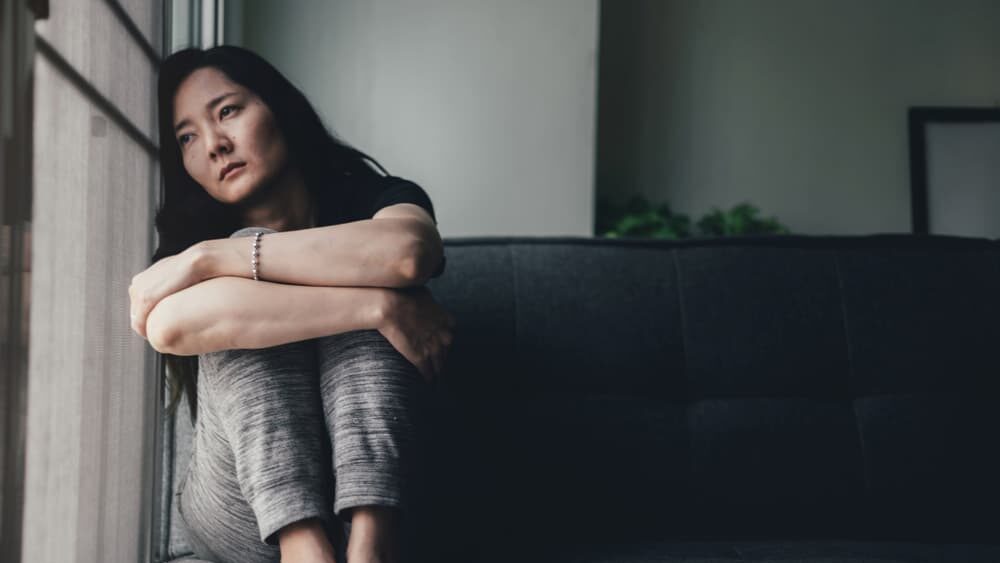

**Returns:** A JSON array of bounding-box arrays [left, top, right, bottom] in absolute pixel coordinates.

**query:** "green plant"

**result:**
[[596, 194, 692, 239], [596, 194, 790, 239], [695, 202, 791, 237]]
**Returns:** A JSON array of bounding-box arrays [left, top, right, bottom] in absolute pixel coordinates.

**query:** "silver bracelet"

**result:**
[[251, 231, 262, 280]]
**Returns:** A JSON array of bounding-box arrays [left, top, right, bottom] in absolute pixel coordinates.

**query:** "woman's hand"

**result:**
[[128, 246, 208, 340], [377, 286, 456, 383]]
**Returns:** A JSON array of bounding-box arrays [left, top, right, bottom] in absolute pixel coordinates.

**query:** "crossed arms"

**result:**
[[145, 203, 442, 356]]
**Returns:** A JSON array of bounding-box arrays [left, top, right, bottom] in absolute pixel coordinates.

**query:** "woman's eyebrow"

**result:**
[[174, 91, 239, 133]]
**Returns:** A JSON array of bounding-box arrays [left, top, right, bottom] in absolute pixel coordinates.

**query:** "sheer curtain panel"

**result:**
[[20, 1, 165, 562]]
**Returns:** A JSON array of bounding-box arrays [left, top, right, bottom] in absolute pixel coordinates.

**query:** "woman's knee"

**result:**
[[315, 329, 430, 426], [198, 338, 320, 403], [316, 329, 419, 381]]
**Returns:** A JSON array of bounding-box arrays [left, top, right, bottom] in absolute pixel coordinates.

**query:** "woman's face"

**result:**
[[172, 66, 288, 204]]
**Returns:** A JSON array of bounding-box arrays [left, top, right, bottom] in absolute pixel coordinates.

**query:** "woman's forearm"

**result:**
[[146, 275, 389, 356], [194, 217, 442, 288]]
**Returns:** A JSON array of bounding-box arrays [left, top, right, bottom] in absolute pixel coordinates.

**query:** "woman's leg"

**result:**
[[181, 337, 342, 563], [178, 226, 344, 563], [315, 328, 429, 562]]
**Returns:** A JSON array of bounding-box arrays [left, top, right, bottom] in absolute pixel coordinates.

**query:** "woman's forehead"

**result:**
[[173, 68, 245, 116]]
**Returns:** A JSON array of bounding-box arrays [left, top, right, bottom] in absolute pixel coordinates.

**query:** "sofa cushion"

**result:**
[[159, 235, 1000, 563], [462, 539, 1000, 562], [414, 235, 1000, 553]]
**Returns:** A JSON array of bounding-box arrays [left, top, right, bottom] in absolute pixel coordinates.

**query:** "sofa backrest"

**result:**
[[159, 234, 1000, 560]]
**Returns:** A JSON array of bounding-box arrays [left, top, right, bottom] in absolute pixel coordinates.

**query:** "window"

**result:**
[[15, 0, 166, 561]]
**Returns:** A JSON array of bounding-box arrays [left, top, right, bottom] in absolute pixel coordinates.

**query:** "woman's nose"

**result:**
[[206, 128, 233, 158]]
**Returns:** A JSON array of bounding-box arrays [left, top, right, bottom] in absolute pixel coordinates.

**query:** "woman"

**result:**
[[128, 45, 454, 563]]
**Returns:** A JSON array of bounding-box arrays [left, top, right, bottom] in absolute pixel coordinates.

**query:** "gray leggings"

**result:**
[[177, 227, 427, 563]]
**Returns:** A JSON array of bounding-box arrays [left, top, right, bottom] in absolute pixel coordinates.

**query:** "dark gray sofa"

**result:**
[[158, 234, 1000, 563]]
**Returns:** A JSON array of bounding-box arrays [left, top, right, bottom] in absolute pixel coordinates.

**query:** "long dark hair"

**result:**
[[153, 45, 388, 422]]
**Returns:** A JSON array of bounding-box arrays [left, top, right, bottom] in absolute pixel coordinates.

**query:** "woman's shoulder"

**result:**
[[317, 169, 435, 226]]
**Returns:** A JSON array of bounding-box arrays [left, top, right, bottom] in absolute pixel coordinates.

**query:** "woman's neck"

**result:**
[[240, 165, 317, 232]]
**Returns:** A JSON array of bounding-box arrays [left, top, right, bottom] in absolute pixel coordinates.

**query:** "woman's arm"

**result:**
[[146, 275, 390, 356], [193, 206, 443, 289]]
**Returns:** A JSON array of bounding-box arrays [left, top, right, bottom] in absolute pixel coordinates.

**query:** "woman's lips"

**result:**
[[221, 163, 246, 180]]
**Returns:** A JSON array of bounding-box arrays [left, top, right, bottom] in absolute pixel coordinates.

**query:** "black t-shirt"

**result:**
[[315, 169, 446, 279]]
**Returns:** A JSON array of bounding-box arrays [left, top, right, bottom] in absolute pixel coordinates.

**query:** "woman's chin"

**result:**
[[218, 181, 258, 204]]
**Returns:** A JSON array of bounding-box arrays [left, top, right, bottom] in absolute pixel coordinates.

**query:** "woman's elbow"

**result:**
[[146, 302, 180, 354], [147, 293, 206, 355], [399, 228, 444, 286]]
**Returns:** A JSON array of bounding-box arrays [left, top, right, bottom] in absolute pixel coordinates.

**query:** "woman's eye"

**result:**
[[178, 133, 191, 146], [220, 105, 238, 118]]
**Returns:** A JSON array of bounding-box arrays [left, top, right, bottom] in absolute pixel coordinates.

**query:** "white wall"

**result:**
[[598, 0, 1000, 235], [236, 0, 600, 237]]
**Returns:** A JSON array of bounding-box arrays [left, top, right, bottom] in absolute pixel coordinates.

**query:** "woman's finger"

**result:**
[[428, 344, 443, 380], [415, 347, 433, 383], [128, 297, 146, 338], [136, 299, 156, 339], [132, 316, 146, 339], [426, 343, 440, 381]]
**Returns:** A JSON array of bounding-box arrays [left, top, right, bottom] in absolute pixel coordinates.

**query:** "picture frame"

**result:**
[[908, 107, 1000, 237]]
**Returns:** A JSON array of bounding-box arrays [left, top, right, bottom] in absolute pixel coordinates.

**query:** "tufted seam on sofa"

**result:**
[[671, 248, 698, 500], [508, 243, 519, 381], [671, 249, 690, 400], [833, 249, 870, 497], [730, 543, 751, 560]]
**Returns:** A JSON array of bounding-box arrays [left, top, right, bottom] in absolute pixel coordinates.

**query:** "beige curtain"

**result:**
[[20, 1, 164, 562], [1, 0, 36, 561]]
